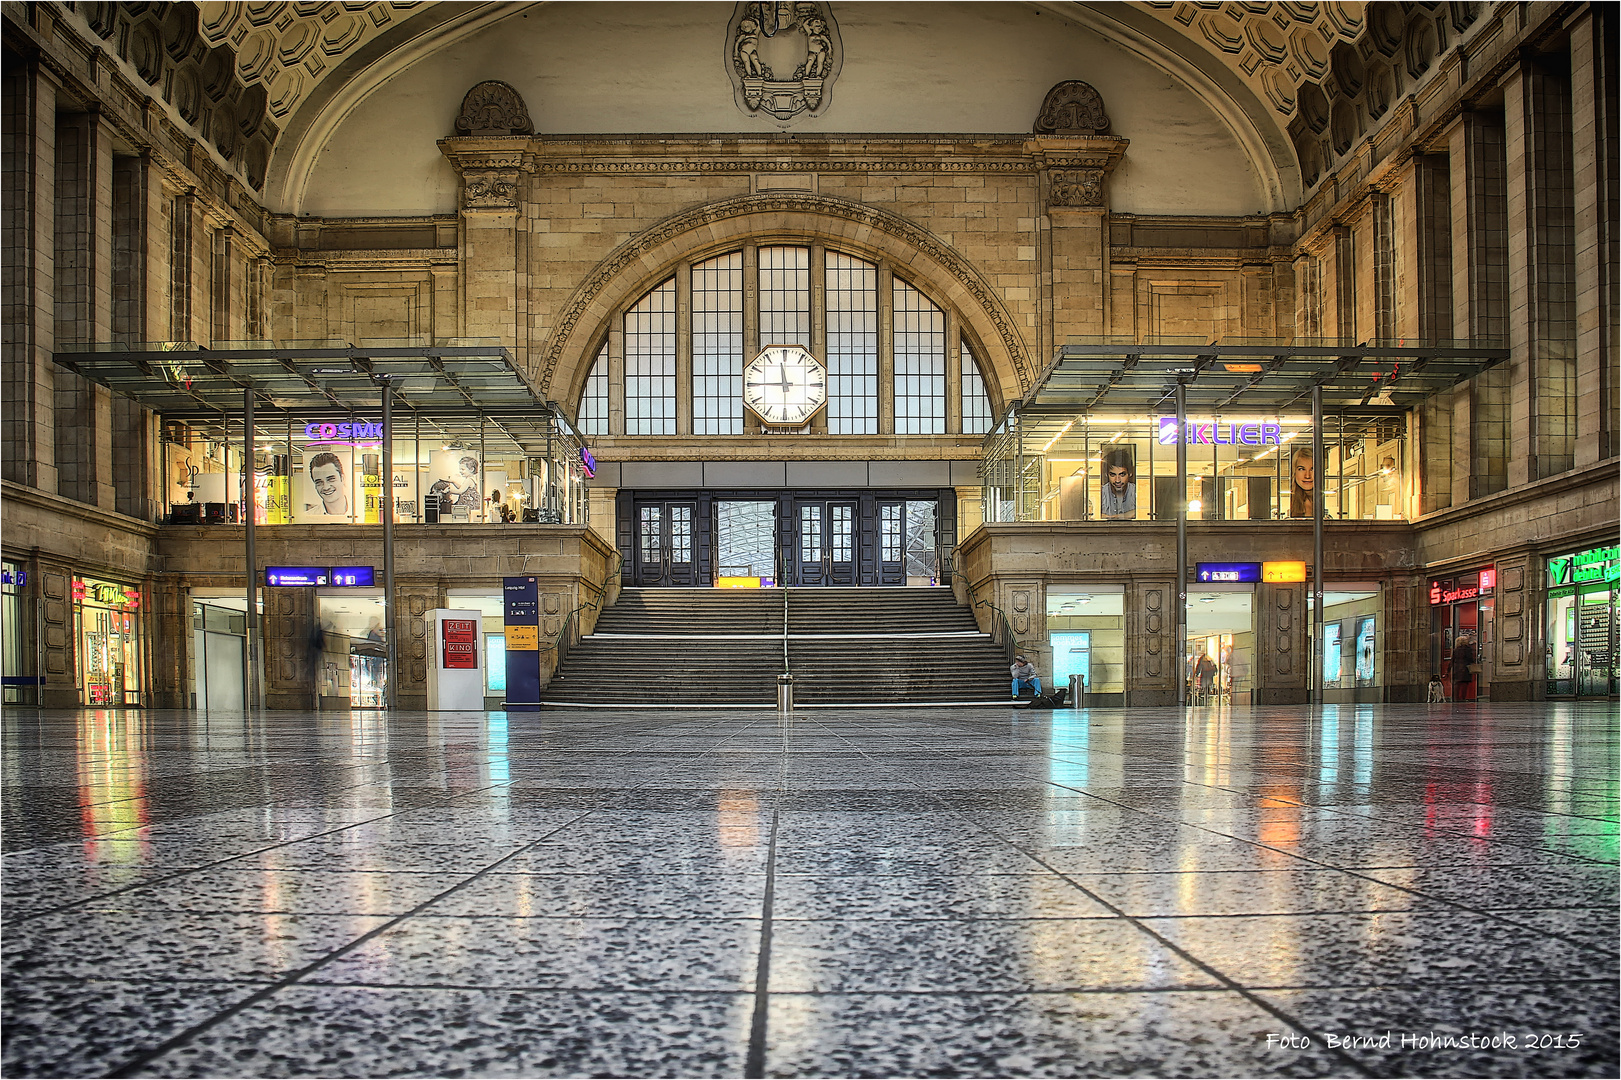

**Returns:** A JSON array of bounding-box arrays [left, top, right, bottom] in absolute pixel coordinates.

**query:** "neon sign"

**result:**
[[302, 421, 384, 446], [1158, 418, 1284, 446], [578, 446, 596, 479], [72, 580, 141, 609]]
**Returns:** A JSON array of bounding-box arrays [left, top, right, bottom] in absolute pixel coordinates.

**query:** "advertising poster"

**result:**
[[1098, 445, 1137, 520], [390, 468, 419, 523], [1323, 621, 1343, 685], [1289, 445, 1315, 517], [295, 449, 355, 523], [360, 454, 383, 524], [427, 450, 483, 520], [1355, 616, 1376, 684]]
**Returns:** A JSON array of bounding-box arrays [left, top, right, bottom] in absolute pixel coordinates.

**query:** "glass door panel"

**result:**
[[632, 501, 699, 586]]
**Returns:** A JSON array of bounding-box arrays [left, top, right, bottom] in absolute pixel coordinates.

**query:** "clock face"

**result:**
[[742, 344, 828, 427]]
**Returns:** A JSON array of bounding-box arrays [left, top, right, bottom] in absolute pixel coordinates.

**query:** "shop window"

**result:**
[[1046, 587, 1125, 703]]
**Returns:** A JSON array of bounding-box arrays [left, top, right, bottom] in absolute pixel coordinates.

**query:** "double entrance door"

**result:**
[[619, 490, 951, 588]]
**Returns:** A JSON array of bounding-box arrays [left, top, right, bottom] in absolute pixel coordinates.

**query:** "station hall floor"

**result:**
[[2, 703, 1617, 1079]]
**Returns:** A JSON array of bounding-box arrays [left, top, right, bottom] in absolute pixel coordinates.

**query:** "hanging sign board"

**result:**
[[330, 566, 376, 587], [1195, 562, 1261, 583], [266, 566, 329, 587], [1262, 561, 1308, 583]]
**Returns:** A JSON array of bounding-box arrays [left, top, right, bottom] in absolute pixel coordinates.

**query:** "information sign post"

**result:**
[[503, 576, 542, 711]]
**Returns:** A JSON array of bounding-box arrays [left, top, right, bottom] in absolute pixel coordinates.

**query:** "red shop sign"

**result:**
[[442, 618, 478, 669]]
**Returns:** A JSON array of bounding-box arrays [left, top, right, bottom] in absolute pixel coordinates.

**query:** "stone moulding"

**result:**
[[535, 191, 1035, 398]]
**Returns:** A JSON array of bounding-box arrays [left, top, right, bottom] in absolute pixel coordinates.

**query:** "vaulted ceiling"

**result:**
[[64, 1, 1482, 211]]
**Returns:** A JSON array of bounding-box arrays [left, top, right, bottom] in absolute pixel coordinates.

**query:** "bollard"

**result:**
[[777, 673, 795, 713]]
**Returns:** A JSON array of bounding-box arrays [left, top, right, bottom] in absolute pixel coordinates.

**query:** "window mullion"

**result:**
[[676, 260, 692, 437], [810, 242, 827, 435], [878, 261, 894, 435], [946, 307, 962, 434]]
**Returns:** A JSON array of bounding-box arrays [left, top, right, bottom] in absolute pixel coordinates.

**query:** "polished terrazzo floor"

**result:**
[[2, 703, 1617, 1078]]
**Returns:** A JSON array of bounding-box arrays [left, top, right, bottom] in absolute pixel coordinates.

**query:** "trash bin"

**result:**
[[1069, 673, 1085, 708], [777, 673, 795, 713]]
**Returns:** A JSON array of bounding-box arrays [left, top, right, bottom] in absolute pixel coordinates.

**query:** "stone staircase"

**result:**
[[542, 587, 1010, 706]]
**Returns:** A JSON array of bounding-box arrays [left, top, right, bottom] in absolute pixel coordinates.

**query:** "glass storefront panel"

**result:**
[[1047, 587, 1124, 703], [191, 596, 249, 712], [1186, 585, 1253, 704], [73, 577, 144, 706], [315, 590, 388, 707], [1318, 586, 1381, 702], [163, 412, 592, 527], [2, 561, 34, 705], [1546, 545, 1619, 698], [983, 410, 1410, 524]]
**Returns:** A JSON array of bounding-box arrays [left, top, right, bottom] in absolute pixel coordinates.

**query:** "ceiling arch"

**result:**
[[119, 2, 1484, 214]]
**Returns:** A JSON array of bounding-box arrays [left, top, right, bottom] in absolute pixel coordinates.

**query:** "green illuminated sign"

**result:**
[[1548, 546, 1620, 588]]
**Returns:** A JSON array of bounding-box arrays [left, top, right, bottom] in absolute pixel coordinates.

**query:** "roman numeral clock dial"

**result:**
[[742, 344, 828, 429]]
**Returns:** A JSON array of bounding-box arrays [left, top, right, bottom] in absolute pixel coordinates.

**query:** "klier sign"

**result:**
[[1159, 419, 1284, 446]]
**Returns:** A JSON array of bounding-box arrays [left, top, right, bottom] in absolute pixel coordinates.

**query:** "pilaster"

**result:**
[[1028, 137, 1128, 344], [1570, 9, 1618, 465]]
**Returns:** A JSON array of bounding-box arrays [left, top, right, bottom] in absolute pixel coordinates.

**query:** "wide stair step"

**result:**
[[543, 587, 1010, 706]]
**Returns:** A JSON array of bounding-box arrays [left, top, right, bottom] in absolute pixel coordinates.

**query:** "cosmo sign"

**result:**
[[302, 421, 385, 446], [1159, 418, 1285, 446]]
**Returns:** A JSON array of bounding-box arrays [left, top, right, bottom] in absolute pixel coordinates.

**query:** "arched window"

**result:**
[[962, 340, 994, 435], [578, 245, 990, 437], [624, 278, 675, 436], [579, 342, 609, 437]]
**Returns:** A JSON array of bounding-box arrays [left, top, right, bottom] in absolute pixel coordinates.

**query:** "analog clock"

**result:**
[[742, 344, 828, 428]]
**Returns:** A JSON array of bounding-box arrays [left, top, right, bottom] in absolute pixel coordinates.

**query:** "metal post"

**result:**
[[382, 379, 397, 710], [244, 388, 260, 710], [1312, 384, 1325, 706], [1175, 382, 1188, 707]]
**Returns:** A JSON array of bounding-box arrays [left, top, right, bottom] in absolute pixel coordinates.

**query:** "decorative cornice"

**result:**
[[538, 191, 1035, 394]]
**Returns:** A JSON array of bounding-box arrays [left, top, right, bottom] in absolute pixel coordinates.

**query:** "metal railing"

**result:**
[[551, 550, 624, 672], [972, 591, 1018, 664], [782, 587, 790, 674]]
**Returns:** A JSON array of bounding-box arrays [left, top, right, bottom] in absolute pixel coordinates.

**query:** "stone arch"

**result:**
[[539, 192, 1037, 416]]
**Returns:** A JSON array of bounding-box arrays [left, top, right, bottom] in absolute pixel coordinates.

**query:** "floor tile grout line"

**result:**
[[802, 716, 1385, 1080], [743, 804, 782, 1080], [1019, 771, 1621, 958], [98, 715, 772, 1079], [5, 712, 767, 926]]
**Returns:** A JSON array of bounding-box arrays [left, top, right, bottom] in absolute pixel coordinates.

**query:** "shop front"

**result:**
[[73, 577, 145, 706], [1428, 568, 1495, 701], [1320, 584, 1382, 703], [2, 561, 35, 705], [1545, 544, 1619, 698]]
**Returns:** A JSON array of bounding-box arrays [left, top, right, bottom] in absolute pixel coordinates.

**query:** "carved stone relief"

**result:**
[[1048, 169, 1105, 207], [463, 171, 520, 211], [455, 81, 534, 136], [1033, 80, 1112, 136], [1143, 586, 1165, 679], [726, 2, 842, 125]]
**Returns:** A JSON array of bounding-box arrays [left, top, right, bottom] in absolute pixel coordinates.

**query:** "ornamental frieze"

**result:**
[[463, 171, 520, 210]]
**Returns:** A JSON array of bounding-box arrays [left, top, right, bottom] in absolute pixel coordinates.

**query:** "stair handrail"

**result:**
[[549, 549, 624, 669], [782, 587, 790, 674], [972, 591, 1018, 664]]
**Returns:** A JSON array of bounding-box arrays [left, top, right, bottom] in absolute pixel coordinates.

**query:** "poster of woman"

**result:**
[[1288, 446, 1315, 518], [428, 451, 483, 520], [295, 450, 354, 522]]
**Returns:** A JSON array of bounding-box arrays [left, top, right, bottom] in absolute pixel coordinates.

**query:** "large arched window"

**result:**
[[576, 244, 995, 437]]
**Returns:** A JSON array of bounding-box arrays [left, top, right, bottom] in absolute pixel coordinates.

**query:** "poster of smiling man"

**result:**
[[1099, 446, 1137, 520], [295, 449, 355, 523]]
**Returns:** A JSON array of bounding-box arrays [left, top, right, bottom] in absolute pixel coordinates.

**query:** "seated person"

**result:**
[[1011, 654, 1041, 698]]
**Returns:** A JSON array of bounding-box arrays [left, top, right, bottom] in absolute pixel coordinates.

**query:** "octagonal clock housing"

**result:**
[[742, 344, 828, 428]]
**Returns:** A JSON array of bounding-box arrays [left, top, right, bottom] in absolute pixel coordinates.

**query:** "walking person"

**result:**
[[1451, 632, 1478, 702]]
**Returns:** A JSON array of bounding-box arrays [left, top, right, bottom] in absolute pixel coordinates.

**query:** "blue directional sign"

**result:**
[[265, 566, 328, 587], [330, 566, 376, 587], [1195, 562, 1262, 583], [503, 576, 541, 711]]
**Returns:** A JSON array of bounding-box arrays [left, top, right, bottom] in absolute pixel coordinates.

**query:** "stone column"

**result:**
[[147, 576, 190, 708], [53, 110, 114, 506], [2, 61, 59, 491], [1029, 137, 1128, 345], [1489, 552, 1536, 701], [1503, 60, 1577, 483], [1397, 153, 1456, 513], [262, 586, 314, 710], [441, 140, 532, 350], [1570, 9, 1618, 465], [394, 584, 442, 709], [1125, 578, 1176, 706], [1254, 581, 1307, 705], [1446, 109, 1510, 500]]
